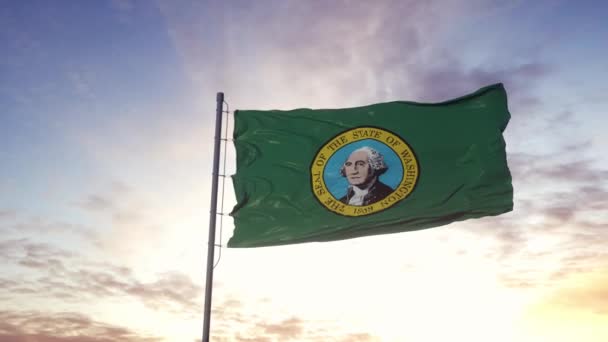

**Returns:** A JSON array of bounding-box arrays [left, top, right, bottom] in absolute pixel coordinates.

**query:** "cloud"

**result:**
[[74, 191, 145, 225], [482, 191, 608, 288], [537, 270, 608, 315], [508, 140, 608, 210], [408, 62, 552, 104], [74, 190, 142, 220], [77, 195, 113, 212], [209, 298, 378, 342], [457, 136, 608, 291], [1, 217, 98, 244], [259, 317, 303, 339], [0, 310, 160, 342], [546, 110, 579, 131], [0, 238, 202, 314], [0, 238, 71, 264], [338, 333, 378, 342], [0, 209, 17, 220], [532, 160, 608, 184], [161, 0, 549, 110]]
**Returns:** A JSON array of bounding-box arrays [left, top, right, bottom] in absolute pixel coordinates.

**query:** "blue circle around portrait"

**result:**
[[323, 139, 403, 199]]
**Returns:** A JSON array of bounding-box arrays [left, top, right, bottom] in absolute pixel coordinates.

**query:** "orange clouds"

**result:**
[[519, 267, 608, 342], [0, 310, 160, 342], [208, 298, 379, 341], [541, 269, 608, 315]]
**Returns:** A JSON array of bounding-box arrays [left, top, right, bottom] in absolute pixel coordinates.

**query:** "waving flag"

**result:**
[[229, 84, 513, 247]]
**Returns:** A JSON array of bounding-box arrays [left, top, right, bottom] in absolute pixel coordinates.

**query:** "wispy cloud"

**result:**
[[77, 195, 113, 212], [1, 216, 98, 242], [74, 192, 144, 224], [259, 317, 303, 340], [446, 133, 608, 292], [0, 209, 16, 220], [408, 62, 552, 105], [0, 238, 202, 315], [161, 0, 539, 109], [0, 310, 161, 342], [209, 298, 379, 342], [512, 153, 608, 185], [161, 0, 555, 119], [546, 273, 608, 315]]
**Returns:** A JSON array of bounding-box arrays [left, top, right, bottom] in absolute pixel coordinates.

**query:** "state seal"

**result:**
[[310, 126, 419, 217]]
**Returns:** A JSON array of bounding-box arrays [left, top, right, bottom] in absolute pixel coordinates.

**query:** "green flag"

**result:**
[[228, 84, 513, 248]]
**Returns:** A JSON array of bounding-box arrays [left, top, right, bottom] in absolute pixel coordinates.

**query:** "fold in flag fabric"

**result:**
[[228, 84, 513, 248]]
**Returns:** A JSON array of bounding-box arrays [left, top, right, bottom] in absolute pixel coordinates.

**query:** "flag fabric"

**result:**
[[228, 84, 513, 248]]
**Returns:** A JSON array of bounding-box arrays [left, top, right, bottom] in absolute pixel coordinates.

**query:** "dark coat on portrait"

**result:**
[[339, 181, 393, 206]]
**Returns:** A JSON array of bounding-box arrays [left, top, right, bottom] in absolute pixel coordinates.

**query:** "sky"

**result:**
[[1, 0, 607, 341]]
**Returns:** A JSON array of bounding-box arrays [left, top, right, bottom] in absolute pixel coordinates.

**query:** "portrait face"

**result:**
[[343, 150, 373, 186]]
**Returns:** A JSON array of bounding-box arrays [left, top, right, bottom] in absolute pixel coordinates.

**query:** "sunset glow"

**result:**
[[1, 1, 607, 341]]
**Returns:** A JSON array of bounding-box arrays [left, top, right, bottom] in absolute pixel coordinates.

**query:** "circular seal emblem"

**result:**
[[310, 126, 419, 217]]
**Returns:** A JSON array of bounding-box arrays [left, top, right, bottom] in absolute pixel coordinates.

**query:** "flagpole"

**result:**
[[202, 92, 224, 342]]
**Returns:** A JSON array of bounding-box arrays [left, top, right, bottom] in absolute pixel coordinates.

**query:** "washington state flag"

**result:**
[[228, 84, 513, 248]]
